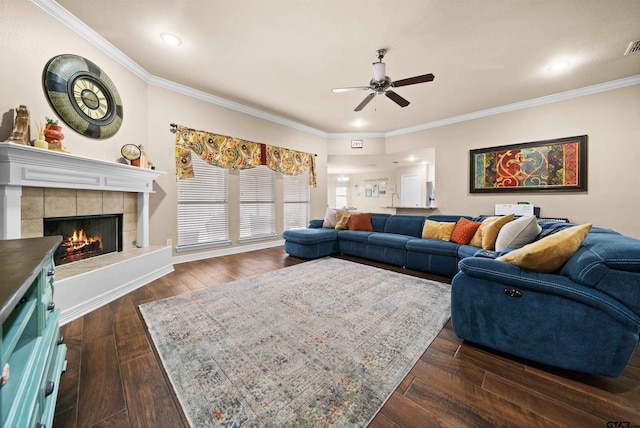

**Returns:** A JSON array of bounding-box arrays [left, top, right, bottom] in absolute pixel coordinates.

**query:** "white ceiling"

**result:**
[[54, 0, 639, 136]]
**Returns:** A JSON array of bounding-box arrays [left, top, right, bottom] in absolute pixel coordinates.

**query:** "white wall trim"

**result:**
[[32, 0, 640, 140], [172, 239, 285, 265]]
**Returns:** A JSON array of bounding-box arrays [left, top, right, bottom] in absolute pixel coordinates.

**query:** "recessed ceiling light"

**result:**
[[160, 32, 182, 46], [548, 60, 571, 72], [352, 119, 366, 128]]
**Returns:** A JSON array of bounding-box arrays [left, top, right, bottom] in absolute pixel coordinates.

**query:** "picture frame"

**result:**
[[469, 135, 587, 193], [351, 139, 363, 149]]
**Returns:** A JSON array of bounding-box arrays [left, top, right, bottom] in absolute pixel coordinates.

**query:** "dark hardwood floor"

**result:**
[[53, 247, 640, 427]]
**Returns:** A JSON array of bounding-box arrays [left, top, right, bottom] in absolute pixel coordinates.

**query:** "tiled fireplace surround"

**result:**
[[1, 143, 173, 324], [21, 187, 138, 251]]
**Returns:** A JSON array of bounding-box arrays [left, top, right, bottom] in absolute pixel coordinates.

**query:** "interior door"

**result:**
[[400, 174, 420, 207]]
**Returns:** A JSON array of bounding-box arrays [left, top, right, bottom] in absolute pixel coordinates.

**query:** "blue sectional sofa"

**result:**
[[282, 213, 640, 377]]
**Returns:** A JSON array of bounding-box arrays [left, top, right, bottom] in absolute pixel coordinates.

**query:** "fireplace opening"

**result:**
[[44, 214, 123, 265]]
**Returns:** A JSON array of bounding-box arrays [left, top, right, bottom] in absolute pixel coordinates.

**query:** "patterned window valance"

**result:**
[[175, 125, 316, 187]]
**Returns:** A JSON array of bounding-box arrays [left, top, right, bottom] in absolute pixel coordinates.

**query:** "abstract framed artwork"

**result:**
[[469, 135, 587, 193]]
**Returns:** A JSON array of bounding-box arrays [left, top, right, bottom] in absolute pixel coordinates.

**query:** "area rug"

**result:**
[[139, 257, 451, 427]]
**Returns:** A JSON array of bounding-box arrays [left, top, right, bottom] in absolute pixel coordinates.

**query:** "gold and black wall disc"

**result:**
[[43, 54, 123, 139]]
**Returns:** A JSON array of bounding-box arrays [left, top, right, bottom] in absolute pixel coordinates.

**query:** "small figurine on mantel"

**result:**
[[43, 117, 70, 153], [7, 105, 30, 146]]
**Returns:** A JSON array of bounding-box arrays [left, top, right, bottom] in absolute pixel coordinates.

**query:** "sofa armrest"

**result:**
[[457, 257, 640, 328]]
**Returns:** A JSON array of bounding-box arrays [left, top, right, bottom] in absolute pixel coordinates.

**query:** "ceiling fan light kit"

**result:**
[[333, 48, 435, 112]]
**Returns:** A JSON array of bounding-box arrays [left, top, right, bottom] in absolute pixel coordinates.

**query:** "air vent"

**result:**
[[624, 40, 640, 56]]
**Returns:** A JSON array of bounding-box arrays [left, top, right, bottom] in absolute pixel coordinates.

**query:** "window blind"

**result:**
[[239, 166, 276, 242], [177, 153, 229, 251], [283, 171, 310, 230]]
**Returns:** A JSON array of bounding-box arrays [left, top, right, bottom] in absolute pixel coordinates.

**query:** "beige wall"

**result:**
[[385, 85, 640, 238], [1, 0, 328, 255]]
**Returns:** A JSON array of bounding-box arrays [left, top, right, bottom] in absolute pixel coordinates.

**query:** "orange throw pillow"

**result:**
[[450, 218, 482, 245], [349, 212, 373, 231]]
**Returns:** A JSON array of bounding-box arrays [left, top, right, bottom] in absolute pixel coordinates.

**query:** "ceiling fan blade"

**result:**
[[354, 93, 375, 111], [332, 86, 371, 93], [385, 91, 410, 107], [392, 73, 435, 88]]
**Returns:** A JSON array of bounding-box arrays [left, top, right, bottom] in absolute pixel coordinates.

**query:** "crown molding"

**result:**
[[30, 0, 328, 138], [32, 0, 640, 141], [147, 76, 329, 138], [31, 0, 151, 80], [384, 74, 640, 137]]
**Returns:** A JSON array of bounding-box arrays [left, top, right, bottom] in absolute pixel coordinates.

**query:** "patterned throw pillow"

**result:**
[[498, 223, 592, 273], [450, 218, 482, 245], [421, 220, 456, 241], [349, 212, 373, 231]]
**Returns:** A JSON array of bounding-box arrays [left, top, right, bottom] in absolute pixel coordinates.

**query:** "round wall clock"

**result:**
[[42, 54, 123, 139]]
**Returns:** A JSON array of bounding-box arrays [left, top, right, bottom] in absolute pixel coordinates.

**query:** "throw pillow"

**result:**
[[422, 220, 456, 241], [450, 218, 482, 245], [322, 207, 337, 228], [497, 223, 592, 273], [469, 214, 515, 250], [335, 209, 351, 230], [495, 215, 542, 252], [349, 212, 373, 231]]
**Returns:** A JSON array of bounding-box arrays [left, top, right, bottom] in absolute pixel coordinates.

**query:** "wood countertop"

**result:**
[[0, 236, 62, 324]]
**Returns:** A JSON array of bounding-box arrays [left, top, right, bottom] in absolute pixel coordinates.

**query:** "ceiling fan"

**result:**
[[332, 49, 435, 112]]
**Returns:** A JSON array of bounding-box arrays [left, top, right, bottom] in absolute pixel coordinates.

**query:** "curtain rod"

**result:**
[[169, 123, 317, 156]]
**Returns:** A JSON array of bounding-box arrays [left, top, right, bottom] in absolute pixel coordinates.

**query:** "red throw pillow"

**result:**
[[349, 212, 373, 231], [450, 217, 482, 245]]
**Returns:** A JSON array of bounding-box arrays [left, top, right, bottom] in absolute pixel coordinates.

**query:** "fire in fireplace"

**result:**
[[44, 214, 123, 265]]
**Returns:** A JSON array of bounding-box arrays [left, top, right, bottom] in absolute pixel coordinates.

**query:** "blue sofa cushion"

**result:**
[[371, 213, 391, 232], [337, 230, 374, 243], [368, 232, 413, 250], [282, 228, 337, 245], [427, 214, 472, 223], [383, 215, 425, 238], [406, 238, 459, 257], [457, 245, 480, 259], [308, 219, 324, 228]]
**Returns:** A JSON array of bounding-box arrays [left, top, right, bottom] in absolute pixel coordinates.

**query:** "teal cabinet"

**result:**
[[1, 236, 67, 428]]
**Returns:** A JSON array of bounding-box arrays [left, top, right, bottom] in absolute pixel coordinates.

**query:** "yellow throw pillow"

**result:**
[[422, 220, 456, 241], [481, 214, 514, 250], [335, 209, 351, 230], [469, 214, 515, 249], [497, 223, 592, 273]]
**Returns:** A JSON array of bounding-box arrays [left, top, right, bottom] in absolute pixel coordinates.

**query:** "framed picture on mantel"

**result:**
[[469, 135, 588, 193]]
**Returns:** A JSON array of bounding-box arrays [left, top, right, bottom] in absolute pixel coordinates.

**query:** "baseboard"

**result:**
[[172, 239, 285, 265]]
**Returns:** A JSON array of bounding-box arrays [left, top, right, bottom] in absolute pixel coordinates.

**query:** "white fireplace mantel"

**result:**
[[0, 142, 164, 245]]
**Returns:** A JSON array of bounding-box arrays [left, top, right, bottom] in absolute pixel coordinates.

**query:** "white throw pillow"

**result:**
[[495, 215, 542, 252], [322, 207, 337, 228]]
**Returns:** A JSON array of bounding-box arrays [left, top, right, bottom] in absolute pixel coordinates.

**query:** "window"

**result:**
[[177, 153, 229, 251], [283, 171, 310, 230], [240, 166, 275, 242]]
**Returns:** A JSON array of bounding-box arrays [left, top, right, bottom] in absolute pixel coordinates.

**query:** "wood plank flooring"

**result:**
[[53, 247, 640, 427]]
